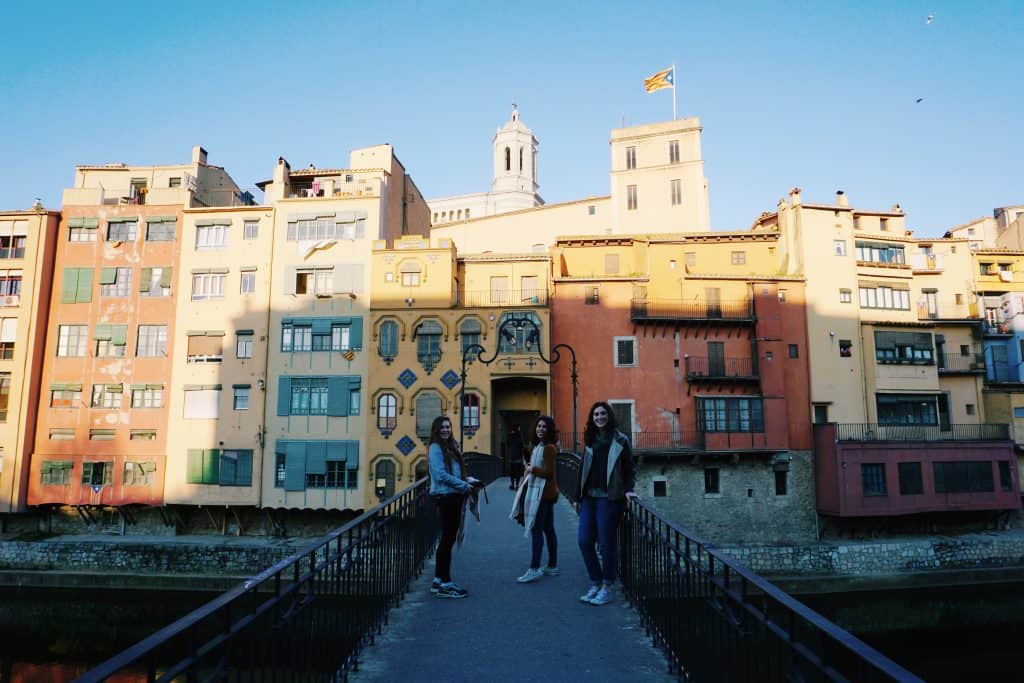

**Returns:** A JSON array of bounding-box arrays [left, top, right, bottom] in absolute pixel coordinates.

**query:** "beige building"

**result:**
[[0, 207, 59, 513], [259, 146, 430, 512]]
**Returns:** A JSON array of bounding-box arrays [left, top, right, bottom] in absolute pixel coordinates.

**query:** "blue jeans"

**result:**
[[577, 497, 624, 584], [530, 500, 557, 569]]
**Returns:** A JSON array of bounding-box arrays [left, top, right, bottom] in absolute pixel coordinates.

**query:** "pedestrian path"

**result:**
[[350, 482, 674, 683]]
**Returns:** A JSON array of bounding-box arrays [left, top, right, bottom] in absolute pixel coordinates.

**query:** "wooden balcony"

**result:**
[[631, 297, 753, 323]]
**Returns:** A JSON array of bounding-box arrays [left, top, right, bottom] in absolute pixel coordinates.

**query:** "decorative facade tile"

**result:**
[[441, 369, 461, 390], [398, 368, 417, 389], [396, 435, 416, 456]]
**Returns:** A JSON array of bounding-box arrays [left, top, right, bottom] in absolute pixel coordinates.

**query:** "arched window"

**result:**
[[457, 209, 462, 220], [415, 391, 442, 438], [505, 147, 511, 171], [462, 393, 480, 430], [378, 320, 398, 359], [498, 311, 542, 354], [460, 318, 482, 358], [415, 320, 443, 373], [375, 460, 396, 500], [376, 393, 397, 431]]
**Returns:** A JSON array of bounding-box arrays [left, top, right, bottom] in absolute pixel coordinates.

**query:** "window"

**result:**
[[191, 272, 226, 300], [243, 220, 259, 240], [684, 252, 696, 267], [876, 394, 938, 425], [140, 267, 172, 297], [609, 401, 633, 435], [106, 220, 137, 242], [498, 312, 541, 354], [50, 385, 82, 408], [520, 275, 540, 301], [966, 403, 976, 415], [862, 463, 887, 496], [289, 377, 328, 415], [898, 462, 923, 495], [933, 461, 994, 493], [699, 397, 765, 432], [94, 325, 128, 357], [604, 253, 620, 275], [731, 251, 746, 265], [236, 332, 253, 359], [399, 261, 422, 287], [859, 286, 911, 310], [840, 288, 852, 303], [196, 223, 228, 249], [233, 386, 250, 410], [219, 450, 254, 486], [240, 270, 256, 294], [40, 460, 73, 485], [0, 373, 9, 421], [186, 333, 223, 363], [0, 317, 16, 359], [880, 218, 889, 232], [0, 231, 26, 259], [462, 393, 480, 430], [377, 393, 398, 431], [68, 217, 98, 242], [145, 218, 176, 241], [999, 461, 1013, 492], [834, 240, 847, 256], [839, 340, 852, 357], [274, 441, 358, 490], [281, 318, 356, 353], [49, 428, 74, 440], [625, 146, 636, 170], [1014, 407, 1024, 419], [89, 429, 116, 441], [168, 177, 181, 188], [460, 319, 482, 358], [669, 140, 680, 164], [187, 449, 222, 485], [378, 320, 398, 358], [813, 404, 829, 424], [874, 331, 934, 365], [416, 320, 443, 372], [81, 461, 113, 486], [774, 470, 788, 496], [955, 293, 963, 305], [137, 325, 167, 357], [670, 179, 682, 206], [131, 385, 163, 408], [294, 267, 333, 296], [123, 461, 156, 486], [585, 287, 599, 305], [489, 276, 510, 305], [704, 468, 720, 494], [653, 479, 667, 497], [91, 383, 123, 409], [98, 267, 131, 297], [415, 391, 443, 438], [788, 344, 799, 359], [57, 325, 88, 357], [588, 205, 596, 216], [627, 185, 637, 211], [614, 336, 637, 367], [61, 268, 93, 303], [183, 387, 221, 419], [278, 376, 360, 417], [855, 242, 905, 264]]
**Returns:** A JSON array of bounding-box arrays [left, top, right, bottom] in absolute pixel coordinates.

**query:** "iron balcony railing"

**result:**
[[685, 356, 758, 380], [559, 431, 775, 453], [936, 352, 985, 373], [76, 480, 440, 683], [836, 423, 1010, 442], [457, 288, 548, 307], [556, 451, 922, 682], [631, 297, 754, 321]]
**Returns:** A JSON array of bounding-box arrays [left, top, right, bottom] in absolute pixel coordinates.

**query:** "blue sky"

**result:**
[[0, 1, 1020, 236]]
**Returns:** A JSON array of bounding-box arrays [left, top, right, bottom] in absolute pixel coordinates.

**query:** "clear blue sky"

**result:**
[[1, 1, 1020, 236]]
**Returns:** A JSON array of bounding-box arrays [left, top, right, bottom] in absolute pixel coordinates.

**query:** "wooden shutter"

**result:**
[[61, 269, 79, 303], [284, 442, 306, 491], [203, 449, 220, 484], [76, 268, 93, 302], [277, 377, 292, 416], [306, 442, 327, 475], [349, 317, 363, 350], [159, 267, 172, 288], [327, 376, 350, 416], [139, 268, 152, 292], [187, 449, 204, 484]]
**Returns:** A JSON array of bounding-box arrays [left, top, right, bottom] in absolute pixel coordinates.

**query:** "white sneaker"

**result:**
[[579, 584, 600, 602], [516, 567, 544, 583], [542, 566, 560, 576], [589, 585, 614, 606]]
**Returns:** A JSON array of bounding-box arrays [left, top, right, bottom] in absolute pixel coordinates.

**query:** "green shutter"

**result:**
[[61, 268, 79, 303], [327, 377, 349, 417], [277, 377, 292, 416], [99, 267, 117, 285], [111, 325, 127, 346], [349, 317, 363, 350], [203, 449, 220, 484], [187, 450, 204, 484], [159, 267, 172, 288], [83, 218, 99, 229], [67, 217, 84, 228], [93, 324, 112, 341], [139, 268, 152, 292], [76, 268, 93, 303]]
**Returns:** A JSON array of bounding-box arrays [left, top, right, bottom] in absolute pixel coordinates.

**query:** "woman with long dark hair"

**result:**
[[515, 415, 560, 584], [576, 401, 636, 606], [428, 415, 474, 599]]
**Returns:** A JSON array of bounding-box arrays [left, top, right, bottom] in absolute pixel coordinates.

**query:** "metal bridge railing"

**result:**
[[75, 479, 439, 683], [557, 451, 922, 682]]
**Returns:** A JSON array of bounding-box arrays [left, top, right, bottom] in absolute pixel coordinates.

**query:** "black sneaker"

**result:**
[[430, 578, 442, 593], [436, 582, 468, 599]]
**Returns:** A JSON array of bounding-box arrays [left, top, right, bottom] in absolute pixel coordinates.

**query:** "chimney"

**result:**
[[192, 145, 208, 166], [836, 190, 848, 207], [789, 187, 802, 206]]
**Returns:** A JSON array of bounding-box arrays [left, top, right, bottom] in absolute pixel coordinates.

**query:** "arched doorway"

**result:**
[[491, 376, 547, 470]]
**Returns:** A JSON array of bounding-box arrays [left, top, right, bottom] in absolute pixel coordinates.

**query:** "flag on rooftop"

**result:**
[[644, 66, 675, 93]]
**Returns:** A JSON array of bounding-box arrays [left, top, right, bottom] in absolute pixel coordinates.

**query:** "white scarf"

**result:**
[[516, 445, 546, 537]]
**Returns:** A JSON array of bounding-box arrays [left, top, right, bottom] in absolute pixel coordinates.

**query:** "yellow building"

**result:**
[[0, 207, 59, 513]]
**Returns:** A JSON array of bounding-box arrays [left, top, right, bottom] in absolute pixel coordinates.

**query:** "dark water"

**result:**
[[800, 581, 1024, 682]]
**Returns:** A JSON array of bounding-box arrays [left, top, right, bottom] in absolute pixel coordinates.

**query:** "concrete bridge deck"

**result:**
[[351, 482, 674, 683]]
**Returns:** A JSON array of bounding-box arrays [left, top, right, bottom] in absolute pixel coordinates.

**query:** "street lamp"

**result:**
[[459, 315, 579, 453]]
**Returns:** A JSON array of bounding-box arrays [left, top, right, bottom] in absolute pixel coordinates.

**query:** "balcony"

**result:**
[[982, 320, 1013, 336], [909, 253, 944, 272], [630, 297, 753, 323], [836, 423, 1009, 441], [0, 294, 19, 307], [684, 356, 758, 382], [936, 352, 985, 374], [572, 430, 773, 454], [457, 289, 548, 307]]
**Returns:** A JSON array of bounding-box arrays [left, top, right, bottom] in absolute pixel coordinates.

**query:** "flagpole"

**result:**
[[672, 63, 677, 120]]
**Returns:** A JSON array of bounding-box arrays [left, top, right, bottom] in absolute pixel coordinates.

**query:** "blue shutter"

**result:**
[[312, 318, 332, 335], [327, 376, 349, 416], [277, 377, 291, 416], [306, 441, 327, 475], [349, 317, 363, 350], [237, 450, 253, 486], [326, 441, 347, 463], [284, 442, 306, 491]]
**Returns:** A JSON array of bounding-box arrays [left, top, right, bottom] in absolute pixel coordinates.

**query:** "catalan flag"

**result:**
[[644, 66, 675, 93]]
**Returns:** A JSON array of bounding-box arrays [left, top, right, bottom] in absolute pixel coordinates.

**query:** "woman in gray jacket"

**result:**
[[576, 401, 636, 606]]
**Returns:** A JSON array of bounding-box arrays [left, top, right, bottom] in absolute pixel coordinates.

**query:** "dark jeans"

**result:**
[[434, 493, 464, 583], [577, 496, 624, 584], [530, 500, 557, 569], [509, 462, 524, 488]]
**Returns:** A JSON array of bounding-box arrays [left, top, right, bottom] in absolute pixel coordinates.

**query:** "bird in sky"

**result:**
[[916, 98, 924, 104], [926, 13, 934, 25]]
